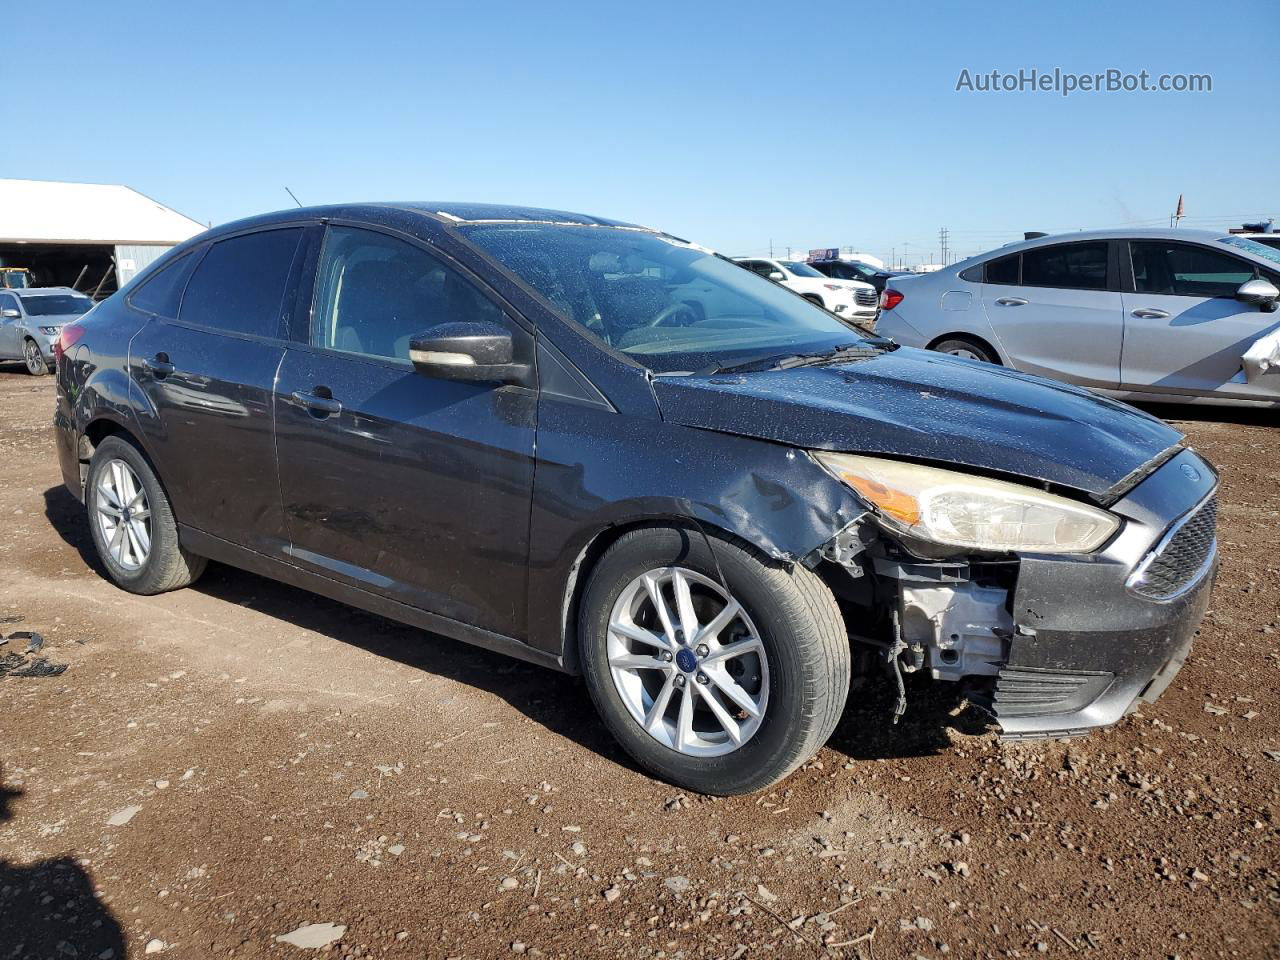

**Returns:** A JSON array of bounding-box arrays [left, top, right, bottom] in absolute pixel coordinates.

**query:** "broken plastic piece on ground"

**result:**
[[0, 615, 24, 624], [9, 657, 68, 678], [6, 631, 44, 653]]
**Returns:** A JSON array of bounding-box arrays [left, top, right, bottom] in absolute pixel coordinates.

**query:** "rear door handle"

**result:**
[[1131, 308, 1170, 320], [291, 389, 343, 416], [142, 354, 175, 377], [994, 297, 1028, 306]]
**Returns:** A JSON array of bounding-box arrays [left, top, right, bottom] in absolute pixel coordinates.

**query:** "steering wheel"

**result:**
[[649, 301, 700, 328]]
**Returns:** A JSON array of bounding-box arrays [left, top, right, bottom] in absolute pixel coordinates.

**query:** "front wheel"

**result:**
[[86, 435, 207, 595], [579, 527, 850, 795], [23, 339, 48, 376]]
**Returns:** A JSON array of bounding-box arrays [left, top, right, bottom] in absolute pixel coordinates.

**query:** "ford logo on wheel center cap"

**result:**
[[675, 648, 699, 673]]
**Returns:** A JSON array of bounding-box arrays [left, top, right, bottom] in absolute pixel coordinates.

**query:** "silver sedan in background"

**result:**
[[876, 228, 1280, 406], [0, 287, 95, 375]]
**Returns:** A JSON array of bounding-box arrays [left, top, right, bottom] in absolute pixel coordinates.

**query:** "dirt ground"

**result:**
[[0, 364, 1276, 960]]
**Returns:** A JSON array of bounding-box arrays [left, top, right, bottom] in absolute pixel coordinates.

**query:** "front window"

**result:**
[[780, 261, 824, 278], [1131, 241, 1255, 298], [20, 294, 93, 317], [1218, 235, 1280, 267], [462, 225, 864, 373]]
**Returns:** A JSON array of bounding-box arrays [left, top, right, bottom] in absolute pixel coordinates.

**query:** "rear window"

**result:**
[[21, 294, 94, 317], [179, 229, 303, 338], [129, 252, 198, 318], [1021, 241, 1109, 290]]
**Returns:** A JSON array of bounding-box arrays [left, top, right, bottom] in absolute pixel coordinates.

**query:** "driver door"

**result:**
[[273, 224, 538, 638], [1120, 240, 1280, 401]]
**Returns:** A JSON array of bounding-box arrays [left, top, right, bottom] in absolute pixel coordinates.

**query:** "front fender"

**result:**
[[524, 397, 864, 658]]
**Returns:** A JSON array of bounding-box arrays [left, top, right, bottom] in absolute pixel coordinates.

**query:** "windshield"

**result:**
[[1219, 235, 1280, 267], [21, 294, 93, 317], [2, 271, 28, 289], [461, 224, 866, 373], [780, 260, 824, 278]]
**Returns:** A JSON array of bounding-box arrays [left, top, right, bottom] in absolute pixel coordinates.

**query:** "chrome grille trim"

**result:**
[[1125, 492, 1217, 602]]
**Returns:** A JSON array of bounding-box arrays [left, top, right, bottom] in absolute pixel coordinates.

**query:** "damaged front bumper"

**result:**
[[857, 448, 1218, 740], [987, 448, 1217, 738]]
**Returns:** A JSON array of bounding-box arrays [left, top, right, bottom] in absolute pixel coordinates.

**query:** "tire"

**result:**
[[85, 435, 207, 595], [803, 294, 826, 310], [932, 337, 999, 365], [578, 526, 850, 795], [23, 339, 48, 376]]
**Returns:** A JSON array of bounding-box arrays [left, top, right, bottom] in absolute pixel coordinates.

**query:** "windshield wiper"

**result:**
[[701, 339, 897, 376]]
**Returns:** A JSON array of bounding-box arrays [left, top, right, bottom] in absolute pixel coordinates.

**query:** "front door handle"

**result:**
[[1131, 308, 1171, 320], [142, 354, 175, 377], [291, 389, 343, 417], [994, 297, 1028, 306]]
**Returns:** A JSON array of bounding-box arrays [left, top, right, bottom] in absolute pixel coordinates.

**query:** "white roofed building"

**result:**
[[0, 179, 205, 298]]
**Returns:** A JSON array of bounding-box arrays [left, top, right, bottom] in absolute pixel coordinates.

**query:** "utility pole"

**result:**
[[939, 227, 950, 266], [769, 239, 774, 258]]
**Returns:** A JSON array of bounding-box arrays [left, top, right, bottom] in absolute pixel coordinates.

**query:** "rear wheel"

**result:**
[[579, 527, 850, 795], [932, 337, 999, 364], [23, 339, 48, 376], [86, 435, 206, 595]]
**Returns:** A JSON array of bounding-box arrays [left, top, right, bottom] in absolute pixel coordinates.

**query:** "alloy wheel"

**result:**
[[24, 340, 45, 375], [606, 567, 769, 757], [95, 459, 153, 571]]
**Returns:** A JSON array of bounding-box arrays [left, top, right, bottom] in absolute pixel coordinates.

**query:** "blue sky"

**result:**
[[7, 0, 1277, 266]]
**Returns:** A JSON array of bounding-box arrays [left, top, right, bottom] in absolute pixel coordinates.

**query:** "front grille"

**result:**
[[1128, 495, 1217, 601], [855, 288, 878, 307]]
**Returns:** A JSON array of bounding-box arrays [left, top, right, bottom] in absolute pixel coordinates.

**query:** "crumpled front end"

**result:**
[[814, 447, 1218, 739]]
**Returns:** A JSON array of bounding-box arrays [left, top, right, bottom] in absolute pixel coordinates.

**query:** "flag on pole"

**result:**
[[1175, 194, 1185, 221]]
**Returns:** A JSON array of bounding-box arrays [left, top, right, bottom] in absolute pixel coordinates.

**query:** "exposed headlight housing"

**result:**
[[814, 452, 1120, 554]]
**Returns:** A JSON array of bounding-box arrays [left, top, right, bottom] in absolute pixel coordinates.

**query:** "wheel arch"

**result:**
[[925, 331, 1004, 364], [557, 516, 777, 676]]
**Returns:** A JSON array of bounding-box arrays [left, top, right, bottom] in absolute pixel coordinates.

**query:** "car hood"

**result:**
[[652, 347, 1182, 497]]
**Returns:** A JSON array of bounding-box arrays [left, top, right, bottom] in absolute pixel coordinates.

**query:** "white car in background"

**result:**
[[734, 257, 878, 324]]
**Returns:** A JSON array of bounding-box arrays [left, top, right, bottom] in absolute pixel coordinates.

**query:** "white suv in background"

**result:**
[[734, 257, 878, 323]]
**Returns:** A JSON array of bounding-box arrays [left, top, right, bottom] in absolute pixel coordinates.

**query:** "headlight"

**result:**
[[39, 326, 61, 335], [814, 452, 1120, 554]]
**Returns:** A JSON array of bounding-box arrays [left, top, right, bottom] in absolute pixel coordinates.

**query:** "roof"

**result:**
[[946, 227, 1239, 272], [11, 286, 84, 298], [0, 179, 206, 245]]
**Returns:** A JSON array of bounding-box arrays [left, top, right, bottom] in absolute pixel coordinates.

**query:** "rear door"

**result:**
[[1120, 240, 1280, 401], [980, 240, 1123, 387], [272, 223, 537, 639], [129, 226, 311, 556]]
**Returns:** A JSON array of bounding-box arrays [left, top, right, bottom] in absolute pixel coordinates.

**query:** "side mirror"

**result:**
[[767, 271, 785, 281], [1, 309, 18, 319], [1236, 278, 1280, 312], [408, 321, 530, 384]]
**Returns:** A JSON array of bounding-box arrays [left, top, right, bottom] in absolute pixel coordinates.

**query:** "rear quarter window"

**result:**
[[179, 229, 303, 338], [984, 253, 1020, 285], [128, 251, 199, 318]]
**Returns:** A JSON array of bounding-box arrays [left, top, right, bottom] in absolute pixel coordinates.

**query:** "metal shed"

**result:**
[[0, 179, 205, 298]]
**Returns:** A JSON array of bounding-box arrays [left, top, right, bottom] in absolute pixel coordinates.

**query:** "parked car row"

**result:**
[[875, 228, 1280, 407], [52, 201, 1221, 795], [732, 257, 879, 324]]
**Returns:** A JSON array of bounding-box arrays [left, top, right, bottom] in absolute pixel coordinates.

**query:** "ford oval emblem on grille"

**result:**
[[1180, 463, 1201, 482]]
